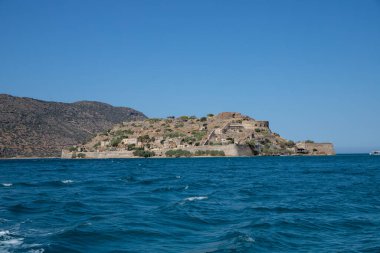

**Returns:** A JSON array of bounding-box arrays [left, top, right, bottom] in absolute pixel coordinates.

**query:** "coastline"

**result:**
[[0, 154, 339, 160]]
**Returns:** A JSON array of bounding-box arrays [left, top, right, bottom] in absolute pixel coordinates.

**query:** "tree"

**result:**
[[77, 153, 86, 158], [68, 146, 77, 152], [133, 150, 155, 158], [137, 135, 151, 143], [165, 149, 192, 157], [111, 136, 123, 147]]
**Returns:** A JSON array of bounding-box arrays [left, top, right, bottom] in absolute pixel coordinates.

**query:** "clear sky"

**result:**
[[1, 0, 379, 153]]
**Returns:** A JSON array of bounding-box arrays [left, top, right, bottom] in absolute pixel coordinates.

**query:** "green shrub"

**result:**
[[207, 114, 214, 117], [148, 118, 161, 123], [182, 136, 196, 144], [200, 117, 207, 122], [165, 149, 192, 157], [305, 140, 314, 143], [111, 136, 123, 147], [191, 130, 207, 140], [68, 146, 77, 152], [164, 131, 185, 138], [115, 129, 134, 136], [137, 135, 151, 143], [77, 153, 86, 158], [133, 150, 155, 158], [179, 116, 189, 121], [255, 128, 261, 133], [127, 144, 136, 150]]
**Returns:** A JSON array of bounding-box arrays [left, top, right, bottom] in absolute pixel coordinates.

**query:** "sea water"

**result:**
[[0, 155, 379, 252]]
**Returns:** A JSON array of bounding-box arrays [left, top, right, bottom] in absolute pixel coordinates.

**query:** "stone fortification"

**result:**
[[62, 112, 335, 158], [62, 144, 254, 159], [295, 142, 335, 155]]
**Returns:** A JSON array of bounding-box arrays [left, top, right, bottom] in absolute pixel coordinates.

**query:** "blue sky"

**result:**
[[1, 0, 379, 153]]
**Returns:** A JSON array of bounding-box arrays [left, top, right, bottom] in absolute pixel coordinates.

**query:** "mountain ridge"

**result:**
[[0, 94, 147, 158]]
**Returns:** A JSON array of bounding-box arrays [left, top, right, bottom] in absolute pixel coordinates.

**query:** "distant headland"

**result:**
[[62, 112, 335, 159], [0, 94, 146, 158]]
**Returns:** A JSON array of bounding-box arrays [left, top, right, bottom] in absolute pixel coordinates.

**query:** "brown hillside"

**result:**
[[0, 94, 146, 158]]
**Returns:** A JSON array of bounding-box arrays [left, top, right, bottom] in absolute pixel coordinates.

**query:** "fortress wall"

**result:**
[[180, 144, 253, 156], [255, 121, 269, 128], [61, 150, 135, 159], [296, 142, 335, 155], [62, 144, 255, 158], [242, 121, 269, 129]]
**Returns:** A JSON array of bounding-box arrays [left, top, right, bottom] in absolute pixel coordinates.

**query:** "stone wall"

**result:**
[[242, 121, 269, 129], [296, 142, 335, 155], [62, 144, 255, 159], [180, 144, 253, 156], [62, 150, 135, 159]]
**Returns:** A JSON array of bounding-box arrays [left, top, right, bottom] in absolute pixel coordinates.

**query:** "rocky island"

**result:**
[[62, 112, 335, 158]]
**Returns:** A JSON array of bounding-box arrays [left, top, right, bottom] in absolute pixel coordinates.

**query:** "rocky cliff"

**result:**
[[0, 94, 147, 158]]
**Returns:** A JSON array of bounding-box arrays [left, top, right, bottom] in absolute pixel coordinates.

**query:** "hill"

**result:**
[[0, 94, 146, 158], [62, 112, 335, 158]]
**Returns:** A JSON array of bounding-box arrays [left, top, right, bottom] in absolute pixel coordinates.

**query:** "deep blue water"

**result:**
[[1, 155, 380, 252]]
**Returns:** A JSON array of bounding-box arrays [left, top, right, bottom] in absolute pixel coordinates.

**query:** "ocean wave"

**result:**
[[13, 180, 74, 187], [184, 196, 208, 201], [2, 183, 12, 187], [0, 230, 24, 252], [28, 249, 45, 253], [61, 180, 74, 184]]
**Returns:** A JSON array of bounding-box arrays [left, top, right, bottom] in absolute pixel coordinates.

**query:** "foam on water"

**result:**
[[185, 196, 208, 201], [0, 230, 24, 252], [2, 183, 12, 187], [61, 180, 73, 184]]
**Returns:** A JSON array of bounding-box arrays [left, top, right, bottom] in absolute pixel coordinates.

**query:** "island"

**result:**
[[62, 112, 335, 158]]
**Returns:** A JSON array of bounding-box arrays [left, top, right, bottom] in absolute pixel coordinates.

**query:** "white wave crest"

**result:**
[[61, 180, 73, 184], [28, 249, 45, 253], [0, 230, 24, 252], [241, 235, 255, 242], [185, 196, 208, 201], [2, 183, 12, 187], [0, 230, 10, 236]]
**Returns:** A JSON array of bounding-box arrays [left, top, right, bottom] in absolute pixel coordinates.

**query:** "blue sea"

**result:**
[[1, 155, 379, 252]]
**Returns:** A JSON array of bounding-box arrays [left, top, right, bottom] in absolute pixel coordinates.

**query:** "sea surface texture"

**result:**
[[1, 155, 379, 252]]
